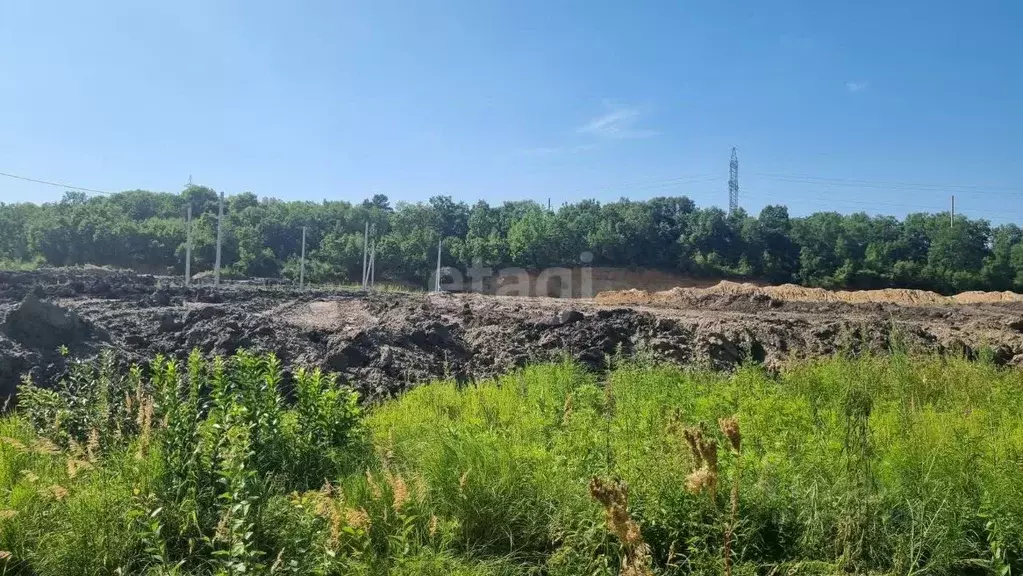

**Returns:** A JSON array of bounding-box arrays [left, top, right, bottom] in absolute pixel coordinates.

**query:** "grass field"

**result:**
[[0, 351, 1021, 575]]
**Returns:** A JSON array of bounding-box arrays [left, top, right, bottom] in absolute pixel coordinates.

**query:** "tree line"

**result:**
[[1, 185, 1022, 295]]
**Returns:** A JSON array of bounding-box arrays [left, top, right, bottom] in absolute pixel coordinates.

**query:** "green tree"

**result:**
[[983, 224, 1023, 290], [507, 206, 569, 269], [4, 184, 1021, 296]]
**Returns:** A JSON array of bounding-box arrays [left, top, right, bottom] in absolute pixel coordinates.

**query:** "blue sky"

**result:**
[[1, 1, 1021, 223]]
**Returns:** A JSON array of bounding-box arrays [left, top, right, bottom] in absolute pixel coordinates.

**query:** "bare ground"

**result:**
[[4, 268, 1023, 400]]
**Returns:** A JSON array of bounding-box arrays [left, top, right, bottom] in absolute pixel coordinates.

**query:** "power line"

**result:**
[[750, 172, 1023, 194], [751, 171, 1023, 191], [743, 190, 943, 212], [621, 176, 720, 193], [742, 189, 1023, 221], [744, 188, 1022, 216], [568, 174, 719, 197], [0, 170, 111, 195]]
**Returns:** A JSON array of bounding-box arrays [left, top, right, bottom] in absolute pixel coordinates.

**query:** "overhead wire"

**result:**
[[567, 174, 719, 198], [741, 189, 1023, 222], [742, 190, 946, 212], [0, 170, 111, 195], [749, 172, 1023, 196], [3, 165, 1019, 223], [744, 170, 1023, 224]]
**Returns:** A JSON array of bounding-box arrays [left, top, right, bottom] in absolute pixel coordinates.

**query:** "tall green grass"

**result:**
[[1, 352, 1021, 575], [369, 355, 1023, 575]]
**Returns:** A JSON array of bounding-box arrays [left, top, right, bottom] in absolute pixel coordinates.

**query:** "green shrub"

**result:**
[[6, 349, 366, 575], [2, 352, 1022, 574]]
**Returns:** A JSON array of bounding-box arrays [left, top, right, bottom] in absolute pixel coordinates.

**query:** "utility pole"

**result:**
[[214, 191, 224, 287], [435, 238, 443, 292], [183, 174, 193, 287], [950, 195, 955, 228], [369, 239, 376, 288], [185, 205, 192, 286], [728, 147, 739, 214], [362, 222, 369, 288], [299, 226, 307, 289]]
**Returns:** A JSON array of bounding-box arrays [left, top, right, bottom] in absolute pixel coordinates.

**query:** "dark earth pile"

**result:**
[[4, 268, 1023, 400]]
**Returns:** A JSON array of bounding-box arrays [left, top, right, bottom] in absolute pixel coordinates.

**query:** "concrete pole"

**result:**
[[950, 195, 955, 228], [185, 204, 192, 286], [435, 238, 442, 292], [214, 192, 224, 287], [362, 221, 369, 288], [369, 239, 376, 288], [300, 226, 307, 289]]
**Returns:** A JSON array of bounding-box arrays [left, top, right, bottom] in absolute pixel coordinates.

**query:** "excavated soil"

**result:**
[[4, 269, 1023, 400], [596, 280, 1023, 307]]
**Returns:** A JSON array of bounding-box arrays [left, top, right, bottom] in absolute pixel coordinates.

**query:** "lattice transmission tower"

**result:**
[[728, 147, 739, 214]]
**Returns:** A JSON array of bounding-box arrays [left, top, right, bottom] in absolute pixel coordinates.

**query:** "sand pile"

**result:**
[[952, 291, 1023, 304], [595, 281, 1023, 308]]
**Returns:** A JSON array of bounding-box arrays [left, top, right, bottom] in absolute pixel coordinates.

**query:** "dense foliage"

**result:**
[[3, 350, 368, 575], [4, 186, 1023, 294], [1, 352, 1021, 574]]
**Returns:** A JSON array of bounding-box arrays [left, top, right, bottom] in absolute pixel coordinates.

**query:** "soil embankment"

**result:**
[[596, 280, 1023, 307], [4, 269, 1023, 400]]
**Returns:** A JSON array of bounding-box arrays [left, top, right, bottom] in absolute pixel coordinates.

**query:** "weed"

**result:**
[[683, 425, 719, 500], [1, 353, 1022, 575], [719, 416, 742, 576], [7, 349, 364, 575], [588, 476, 653, 576]]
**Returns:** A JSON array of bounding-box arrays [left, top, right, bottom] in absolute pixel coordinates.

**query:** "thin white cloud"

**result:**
[[845, 81, 870, 93], [518, 143, 599, 157], [519, 100, 656, 158], [578, 102, 659, 139]]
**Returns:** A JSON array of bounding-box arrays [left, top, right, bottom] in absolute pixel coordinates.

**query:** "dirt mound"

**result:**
[[952, 291, 1023, 304], [0, 267, 158, 301], [1, 293, 94, 350], [596, 281, 781, 310], [596, 281, 1023, 308], [4, 270, 1023, 402], [0, 294, 109, 398], [596, 288, 651, 305]]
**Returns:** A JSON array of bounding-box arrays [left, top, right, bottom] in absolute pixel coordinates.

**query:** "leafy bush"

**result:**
[[7, 349, 366, 574], [2, 353, 1022, 575]]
